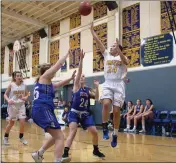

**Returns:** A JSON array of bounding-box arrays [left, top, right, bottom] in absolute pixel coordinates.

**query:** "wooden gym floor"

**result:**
[[1, 120, 176, 162]]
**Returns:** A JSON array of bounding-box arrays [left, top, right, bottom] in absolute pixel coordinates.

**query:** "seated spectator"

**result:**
[[120, 101, 134, 128], [62, 107, 69, 126], [122, 101, 134, 118], [124, 99, 144, 132], [62, 100, 67, 107], [129, 99, 144, 132], [139, 99, 154, 133], [58, 101, 63, 108]]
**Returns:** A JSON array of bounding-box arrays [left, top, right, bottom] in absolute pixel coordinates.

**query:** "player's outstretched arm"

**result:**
[[42, 49, 71, 79], [116, 39, 129, 65], [89, 80, 99, 101], [53, 70, 76, 88], [90, 22, 105, 54], [73, 49, 85, 93]]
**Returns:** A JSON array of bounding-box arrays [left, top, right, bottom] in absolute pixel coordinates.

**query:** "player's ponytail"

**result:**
[[35, 63, 51, 83]]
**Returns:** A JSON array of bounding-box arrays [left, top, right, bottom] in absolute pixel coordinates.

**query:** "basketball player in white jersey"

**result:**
[[3, 71, 29, 145], [90, 23, 129, 147]]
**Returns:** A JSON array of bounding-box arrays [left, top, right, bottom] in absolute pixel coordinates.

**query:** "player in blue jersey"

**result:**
[[62, 50, 105, 162], [31, 49, 76, 163]]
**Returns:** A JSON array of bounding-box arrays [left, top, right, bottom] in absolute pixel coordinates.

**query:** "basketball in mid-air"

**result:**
[[79, 1, 92, 16]]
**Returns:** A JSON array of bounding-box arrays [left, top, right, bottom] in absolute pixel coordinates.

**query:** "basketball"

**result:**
[[79, 1, 92, 16]]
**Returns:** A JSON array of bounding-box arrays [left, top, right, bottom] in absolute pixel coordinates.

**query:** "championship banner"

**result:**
[[161, 1, 176, 34], [93, 23, 107, 72], [1, 47, 5, 74], [122, 3, 140, 68], [50, 40, 60, 65], [93, 1, 107, 20], [69, 32, 80, 69], [32, 32, 40, 77], [51, 21, 60, 37], [9, 51, 14, 76], [70, 12, 81, 30]]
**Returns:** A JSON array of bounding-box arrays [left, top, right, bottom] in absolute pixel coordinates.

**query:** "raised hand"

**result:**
[[71, 70, 76, 80], [116, 38, 120, 46], [76, 49, 85, 60], [93, 80, 100, 88], [68, 49, 72, 56]]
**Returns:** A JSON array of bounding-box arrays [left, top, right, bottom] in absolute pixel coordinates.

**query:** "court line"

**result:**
[[2, 137, 176, 156], [2, 129, 176, 157]]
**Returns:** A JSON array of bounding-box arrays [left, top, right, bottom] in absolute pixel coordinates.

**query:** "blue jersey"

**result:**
[[33, 82, 55, 108], [136, 105, 141, 113], [71, 87, 90, 111]]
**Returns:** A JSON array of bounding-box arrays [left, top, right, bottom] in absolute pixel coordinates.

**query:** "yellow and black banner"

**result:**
[[70, 12, 81, 30], [69, 32, 81, 69], [93, 23, 107, 72], [50, 40, 60, 65], [32, 32, 40, 77]]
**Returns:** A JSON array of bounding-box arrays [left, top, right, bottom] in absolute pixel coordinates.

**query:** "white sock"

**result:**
[[38, 147, 45, 156], [55, 158, 61, 163], [113, 129, 119, 135], [133, 126, 136, 130], [142, 126, 145, 130], [127, 125, 130, 129]]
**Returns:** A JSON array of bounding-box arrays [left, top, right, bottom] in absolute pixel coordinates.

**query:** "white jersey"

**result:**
[[103, 50, 127, 81], [9, 82, 26, 104]]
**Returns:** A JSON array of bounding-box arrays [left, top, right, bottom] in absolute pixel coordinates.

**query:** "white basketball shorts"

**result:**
[[100, 80, 126, 107], [7, 104, 26, 120]]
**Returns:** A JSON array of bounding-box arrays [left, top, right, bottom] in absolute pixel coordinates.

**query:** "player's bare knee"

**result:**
[[103, 99, 111, 108], [20, 120, 25, 125], [56, 131, 64, 140], [89, 127, 98, 136], [9, 120, 15, 127], [70, 128, 77, 138]]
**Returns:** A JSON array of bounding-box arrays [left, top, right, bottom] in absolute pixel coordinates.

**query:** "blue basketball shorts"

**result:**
[[32, 104, 61, 132], [68, 110, 95, 129]]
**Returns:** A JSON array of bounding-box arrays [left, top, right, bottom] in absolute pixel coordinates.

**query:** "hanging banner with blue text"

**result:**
[[69, 32, 81, 69], [93, 23, 107, 72], [122, 3, 140, 68]]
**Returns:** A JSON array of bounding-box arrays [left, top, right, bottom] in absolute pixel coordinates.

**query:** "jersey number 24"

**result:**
[[79, 98, 88, 108]]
